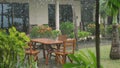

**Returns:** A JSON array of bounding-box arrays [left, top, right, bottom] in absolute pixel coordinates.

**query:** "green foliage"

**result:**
[[30, 25, 52, 38], [51, 30, 61, 39], [87, 23, 96, 35], [106, 25, 112, 37], [106, 24, 120, 37], [87, 23, 105, 36], [30, 26, 40, 38], [60, 22, 74, 35], [106, 0, 120, 16], [105, 0, 120, 24], [69, 30, 91, 38], [69, 32, 75, 38], [100, 0, 108, 18], [0, 27, 35, 68], [100, 23, 105, 36], [30, 25, 61, 39], [63, 50, 103, 68], [78, 30, 91, 38]]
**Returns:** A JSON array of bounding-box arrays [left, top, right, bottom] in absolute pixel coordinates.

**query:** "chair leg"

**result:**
[[55, 54, 59, 64], [45, 52, 49, 65], [62, 55, 66, 64], [34, 54, 38, 61], [68, 56, 73, 63], [58, 55, 62, 64], [56, 54, 62, 64]]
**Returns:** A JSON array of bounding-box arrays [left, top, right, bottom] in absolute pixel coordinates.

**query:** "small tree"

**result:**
[[105, 0, 120, 59]]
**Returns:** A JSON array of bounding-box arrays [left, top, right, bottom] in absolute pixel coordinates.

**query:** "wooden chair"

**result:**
[[58, 35, 67, 41], [55, 39, 76, 64], [45, 35, 68, 64], [25, 42, 40, 61]]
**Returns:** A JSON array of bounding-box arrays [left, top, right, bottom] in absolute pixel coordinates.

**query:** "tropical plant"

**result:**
[[106, 25, 112, 37], [38, 25, 52, 38], [30, 26, 40, 38], [87, 23, 96, 35], [60, 22, 74, 35], [51, 30, 61, 39], [69, 30, 91, 39], [0, 27, 37, 68], [86, 23, 105, 36], [104, 0, 120, 59], [30, 25, 52, 38], [63, 50, 103, 68], [30, 25, 61, 39]]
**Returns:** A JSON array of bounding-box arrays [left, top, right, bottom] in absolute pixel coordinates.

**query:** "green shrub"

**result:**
[[0, 27, 33, 68], [106, 24, 120, 38], [106, 25, 112, 37], [51, 30, 61, 39], [78, 30, 91, 38], [87, 23, 95, 35], [86, 23, 105, 36], [100, 23, 105, 36], [60, 22, 74, 35], [30, 25, 61, 39], [63, 50, 103, 68], [69, 30, 91, 38], [30, 26, 40, 38]]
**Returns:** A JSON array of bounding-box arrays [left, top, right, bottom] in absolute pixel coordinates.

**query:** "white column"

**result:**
[[55, 0, 59, 30]]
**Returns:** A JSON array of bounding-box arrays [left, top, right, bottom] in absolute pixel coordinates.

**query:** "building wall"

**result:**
[[74, 1, 81, 26], [1, 0, 81, 26], [29, 0, 48, 25]]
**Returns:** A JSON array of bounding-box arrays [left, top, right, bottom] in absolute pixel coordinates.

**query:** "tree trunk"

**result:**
[[72, 1, 79, 50], [110, 14, 120, 59], [110, 24, 120, 59], [95, 0, 100, 68]]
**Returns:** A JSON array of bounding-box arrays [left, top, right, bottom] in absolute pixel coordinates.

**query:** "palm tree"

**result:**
[[105, 0, 120, 59]]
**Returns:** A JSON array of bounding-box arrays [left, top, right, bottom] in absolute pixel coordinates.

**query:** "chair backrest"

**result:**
[[63, 39, 76, 54], [28, 42, 33, 53], [58, 35, 67, 41]]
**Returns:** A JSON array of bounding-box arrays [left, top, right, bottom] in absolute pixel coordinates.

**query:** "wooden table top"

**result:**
[[31, 38, 63, 45]]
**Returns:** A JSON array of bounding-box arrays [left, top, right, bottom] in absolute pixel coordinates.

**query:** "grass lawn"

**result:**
[[81, 45, 120, 68]]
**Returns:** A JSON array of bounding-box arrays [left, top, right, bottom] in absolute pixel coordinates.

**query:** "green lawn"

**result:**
[[81, 45, 120, 68]]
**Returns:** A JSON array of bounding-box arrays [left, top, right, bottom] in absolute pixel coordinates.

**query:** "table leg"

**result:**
[[43, 44, 46, 59]]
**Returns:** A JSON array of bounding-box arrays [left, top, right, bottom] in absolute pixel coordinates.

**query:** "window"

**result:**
[[0, 3, 29, 33], [48, 4, 73, 29]]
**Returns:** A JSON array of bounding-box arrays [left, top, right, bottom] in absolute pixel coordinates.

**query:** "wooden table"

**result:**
[[31, 38, 63, 65]]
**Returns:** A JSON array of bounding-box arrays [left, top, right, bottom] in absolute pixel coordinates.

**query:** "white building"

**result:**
[[0, 0, 81, 31]]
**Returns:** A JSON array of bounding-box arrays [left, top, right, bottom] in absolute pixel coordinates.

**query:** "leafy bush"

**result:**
[[78, 30, 91, 38], [51, 30, 61, 39], [100, 23, 105, 36], [30, 25, 61, 39], [60, 22, 74, 35], [106, 25, 112, 37], [0, 27, 32, 68], [69, 30, 91, 38], [38, 25, 52, 38], [87, 23, 96, 35], [30, 26, 40, 38], [87, 23, 105, 36], [63, 50, 103, 68], [106, 24, 120, 38]]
